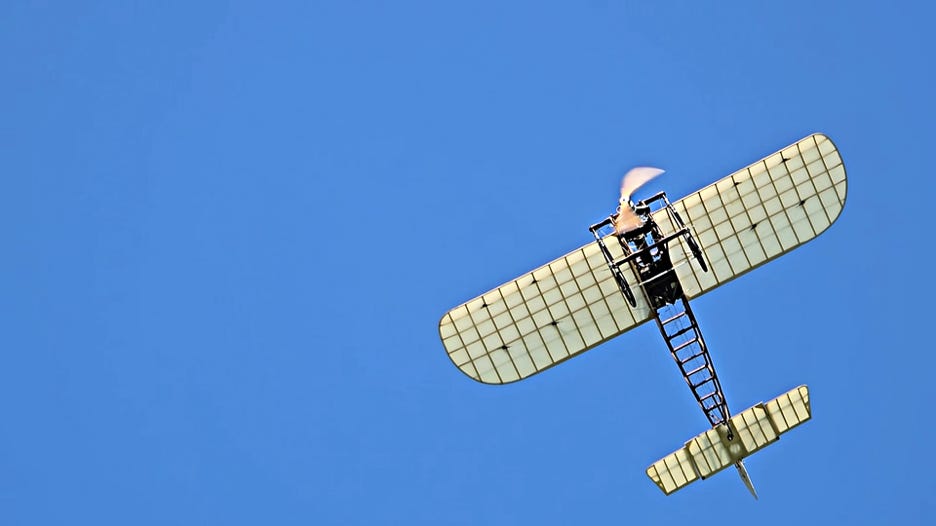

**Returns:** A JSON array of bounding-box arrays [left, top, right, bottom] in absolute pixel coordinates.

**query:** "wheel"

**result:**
[[672, 209, 687, 228], [613, 270, 637, 307], [687, 237, 708, 272], [623, 281, 637, 307]]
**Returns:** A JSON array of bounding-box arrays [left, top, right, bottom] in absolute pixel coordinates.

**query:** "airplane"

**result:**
[[438, 133, 846, 497]]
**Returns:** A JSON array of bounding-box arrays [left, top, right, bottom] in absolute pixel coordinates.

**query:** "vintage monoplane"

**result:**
[[438, 133, 846, 497]]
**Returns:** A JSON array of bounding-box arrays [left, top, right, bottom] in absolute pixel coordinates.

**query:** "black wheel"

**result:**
[[672, 209, 687, 228], [623, 281, 637, 307], [613, 270, 637, 307], [687, 237, 708, 272]]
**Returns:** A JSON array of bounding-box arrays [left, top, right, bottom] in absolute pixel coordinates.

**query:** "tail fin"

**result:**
[[734, 460, 758, 500]]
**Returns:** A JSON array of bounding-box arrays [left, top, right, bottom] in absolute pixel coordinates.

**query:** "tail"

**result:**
[[735, 460, 758, 500], [646, 386, 811, 497]]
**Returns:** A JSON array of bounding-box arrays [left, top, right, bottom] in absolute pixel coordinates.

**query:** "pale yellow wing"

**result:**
[[656, 133, 847, 298], [438, 241, 655, 384]]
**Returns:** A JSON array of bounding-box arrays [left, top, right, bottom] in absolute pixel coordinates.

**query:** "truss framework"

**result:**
[[590, 194, 729, 429]]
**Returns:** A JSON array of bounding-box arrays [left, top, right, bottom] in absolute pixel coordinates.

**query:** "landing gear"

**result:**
[[671, 203, 708, 273], [687, 235, 708, 272], [611, 266, 637, 307]]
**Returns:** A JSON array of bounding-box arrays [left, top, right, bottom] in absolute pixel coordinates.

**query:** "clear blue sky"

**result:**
[[3, 1, 934, 524]]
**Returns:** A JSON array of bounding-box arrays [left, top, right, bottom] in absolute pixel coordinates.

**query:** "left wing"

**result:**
[[438, 240, 654, 384]]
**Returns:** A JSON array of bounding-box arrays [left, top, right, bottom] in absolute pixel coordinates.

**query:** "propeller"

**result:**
[[614, 166, 664, 234]]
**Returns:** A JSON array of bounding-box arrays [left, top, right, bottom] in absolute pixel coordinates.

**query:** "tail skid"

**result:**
[[734, 460, 758, 500]]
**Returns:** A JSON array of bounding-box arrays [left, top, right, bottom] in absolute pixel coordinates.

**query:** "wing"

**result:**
[[438, 240, 655, 384], [657, 133, 847, 298]]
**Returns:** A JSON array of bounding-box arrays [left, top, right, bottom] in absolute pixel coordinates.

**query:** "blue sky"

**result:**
[[3, 1, 935, 524]]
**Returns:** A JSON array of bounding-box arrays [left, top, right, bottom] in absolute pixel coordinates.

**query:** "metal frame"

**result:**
[[590, 193, 731, 430]]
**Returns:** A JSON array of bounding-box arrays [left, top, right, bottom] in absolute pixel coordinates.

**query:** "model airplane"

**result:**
[[438, 133, 846, 497]]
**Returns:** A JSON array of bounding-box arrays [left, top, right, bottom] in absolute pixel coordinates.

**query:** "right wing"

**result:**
[[657, 133, 847, 299]]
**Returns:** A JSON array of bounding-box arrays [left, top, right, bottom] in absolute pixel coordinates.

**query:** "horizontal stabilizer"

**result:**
[[646, 385, 811, 496]]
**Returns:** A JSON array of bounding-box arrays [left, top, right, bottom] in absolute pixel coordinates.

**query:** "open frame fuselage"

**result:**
[[438, 133, 847, 497], [592, 194, 760, 496], [590, 193, 730, 430]]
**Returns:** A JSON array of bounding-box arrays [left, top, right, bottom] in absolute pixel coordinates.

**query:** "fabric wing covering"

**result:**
[[439, 133, 846, 384]]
